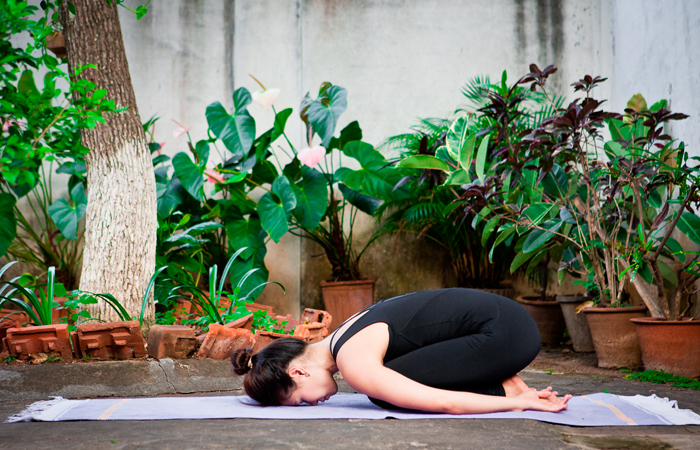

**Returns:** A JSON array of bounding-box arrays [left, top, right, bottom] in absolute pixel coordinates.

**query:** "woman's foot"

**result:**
[[502, 374, 530, 397]]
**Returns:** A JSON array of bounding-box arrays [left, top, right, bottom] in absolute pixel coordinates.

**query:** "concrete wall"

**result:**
[[10, 1, 695, 314]]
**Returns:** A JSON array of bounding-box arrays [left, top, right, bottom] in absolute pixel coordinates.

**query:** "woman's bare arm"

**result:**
[[336, 323, 570, 414]]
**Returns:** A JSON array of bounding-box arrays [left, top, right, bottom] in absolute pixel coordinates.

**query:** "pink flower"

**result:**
[[204, 169, 225, 184], [298, 146, 326, 168], [172, 119, 191, 138], [155, 142, 165, 156], [2, 120, 9, 132], [252, 88, 280, 110]]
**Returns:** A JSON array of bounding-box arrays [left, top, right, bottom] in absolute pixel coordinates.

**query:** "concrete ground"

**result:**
[[1, 349, 699, 450]]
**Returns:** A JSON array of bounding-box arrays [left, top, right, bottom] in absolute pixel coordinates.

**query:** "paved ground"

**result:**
[[1, 349, 699, 450]]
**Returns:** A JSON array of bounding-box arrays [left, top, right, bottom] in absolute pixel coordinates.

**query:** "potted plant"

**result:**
[[396, 68, 568, 345], [288, 82, 408, 331], [470, 70, 699, 370]]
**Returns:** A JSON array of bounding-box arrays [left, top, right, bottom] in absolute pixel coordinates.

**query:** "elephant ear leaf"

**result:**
[[291, 166, 328, 230], [206, 87, 256, 158], [0, 193, 17, 258], [172, 152, 205, 201], [48, 183, 87, 240], [307, 84, 348, 148], [338, 183, 381, 216]]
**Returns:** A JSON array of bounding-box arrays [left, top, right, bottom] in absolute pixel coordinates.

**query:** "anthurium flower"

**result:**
[[252, 88, 280, 110], [298, 145, 326, 168], [155, 142, 166, 156], [204, 169, 225, 184], [2, 120, 10, 131], [172, 119, 191, 138]]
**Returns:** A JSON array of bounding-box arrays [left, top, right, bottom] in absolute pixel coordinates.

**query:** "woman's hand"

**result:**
[[515, 386, 572, 412]]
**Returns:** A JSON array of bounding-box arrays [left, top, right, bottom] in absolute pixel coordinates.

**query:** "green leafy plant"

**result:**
[[0, 261, 66, 325], [389, 70, 565, 293], [174, 248, 284, 331], [1, 1, 126, 287]]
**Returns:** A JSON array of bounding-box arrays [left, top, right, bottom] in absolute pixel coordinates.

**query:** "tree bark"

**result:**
[[60, 1, 157, 325]]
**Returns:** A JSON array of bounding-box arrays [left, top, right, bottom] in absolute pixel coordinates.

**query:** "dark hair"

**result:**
[[231, 337, 308, 406]]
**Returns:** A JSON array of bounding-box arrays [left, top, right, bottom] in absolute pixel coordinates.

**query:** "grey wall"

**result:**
[[112, 0, 699, 314]]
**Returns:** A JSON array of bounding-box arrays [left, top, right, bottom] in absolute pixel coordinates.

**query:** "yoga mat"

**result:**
[[6, 393, 700, 426]]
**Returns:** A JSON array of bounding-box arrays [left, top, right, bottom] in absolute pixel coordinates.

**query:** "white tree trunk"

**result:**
[[80, 139, 157, 323]]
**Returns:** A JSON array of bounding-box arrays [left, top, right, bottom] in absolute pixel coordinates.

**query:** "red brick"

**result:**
[[147, 325, 197, 360], [293, 323, 329, 343], [223, 314, 253, 330], [70, 331, 80, 358], [301, 308, 332, 328], [196, 324, 256, 360], [251, 330, 303, 354], [0, 322, 13, 352], [6, 324, 73, 360], [76, 320, 146, 360], [0, 309, 31, 328], [245, 302, 275, 315]]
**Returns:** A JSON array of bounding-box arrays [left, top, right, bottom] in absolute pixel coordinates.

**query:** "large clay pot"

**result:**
[[556, 295, 595, 352], [584, 306, 647, 369], [630, 317, 700, 378], [515, 296, 565, 346], [320, 279, 375, 332]]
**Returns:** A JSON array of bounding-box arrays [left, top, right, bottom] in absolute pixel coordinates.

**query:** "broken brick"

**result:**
[[301, 308, 332, 329], [196, 324, 255, 360], [76, 320, 146, 360], [0, 309, 30, 328], [6, 324, 73, 360], [147, 325, 197, 360], [223, 314, 254, 330], [293, 322, 329, 344]]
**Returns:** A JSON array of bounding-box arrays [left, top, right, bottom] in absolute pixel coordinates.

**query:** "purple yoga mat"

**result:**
[[6, 393, 700, 426]]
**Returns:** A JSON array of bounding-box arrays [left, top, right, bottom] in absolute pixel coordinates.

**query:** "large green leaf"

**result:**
[[475, 135, 489, 183], [291, 166, 328, 229], [307, 85, 348, 147], [0, 193, 17, 258], [658, 260, 678, 287], [272, 175, 297, 214], [48, 183, 87, 240], [271, 108, 292, 143], [677, 212, 700, 245], [336, 141, 410, 200], [157, 178, 186, 217], [396, 155, 450, 172], [205, 88, 256, 158], [338, 183, 382, 216], [444, 169, 470, 185], [225, 216, 267, 261], [522, 218, 563, 253], [446, 115, 472, 161], [522, 203, 556, 227], [481, 217, 500, 246], [172, 152, 204, 201], [257, 192, 288, 243]]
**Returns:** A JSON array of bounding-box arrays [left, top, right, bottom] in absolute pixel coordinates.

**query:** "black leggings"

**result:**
[[369, 294, 541, 409]]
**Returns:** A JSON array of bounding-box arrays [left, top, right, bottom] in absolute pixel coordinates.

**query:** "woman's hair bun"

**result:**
[[232, 347, 254, 375]]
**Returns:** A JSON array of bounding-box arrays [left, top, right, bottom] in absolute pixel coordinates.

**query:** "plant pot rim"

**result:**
[[555, 295, 588, 304], [630, 317, 700, 325], [582, 305, 647, 314], [515, 295, 558, 306], [320, 279, 376, 287]]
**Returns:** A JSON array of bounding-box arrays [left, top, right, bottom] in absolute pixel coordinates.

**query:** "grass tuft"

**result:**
[[625, 370, 700, 390]]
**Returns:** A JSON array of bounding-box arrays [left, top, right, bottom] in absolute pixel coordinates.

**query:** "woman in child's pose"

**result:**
[[233, 288, 571, 413]]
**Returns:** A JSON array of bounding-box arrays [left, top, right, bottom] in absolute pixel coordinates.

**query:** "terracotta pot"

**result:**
[[630, 317, 700, 378], [584, 306, 647, 369], [556, 295, 595, 352], [515, 296, 565, 346], [320, 279, 375, 332], [477, 288, 516, 300]]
